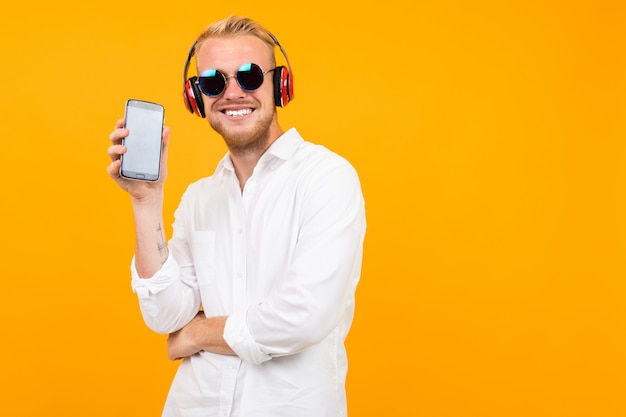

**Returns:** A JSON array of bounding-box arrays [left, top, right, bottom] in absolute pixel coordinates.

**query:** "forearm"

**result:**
[[195, 315, 235, 356], [167, 313, 236, 360], [132, 193, 168, 278]]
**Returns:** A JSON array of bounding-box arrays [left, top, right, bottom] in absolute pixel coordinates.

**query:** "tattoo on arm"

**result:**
[[156, 224, 169, 264]]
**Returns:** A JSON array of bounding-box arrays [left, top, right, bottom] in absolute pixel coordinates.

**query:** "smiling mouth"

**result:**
[[223, 108, 253, 117]]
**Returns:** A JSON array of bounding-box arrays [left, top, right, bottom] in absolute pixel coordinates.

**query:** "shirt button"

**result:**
[[236, 272, 244, 279]]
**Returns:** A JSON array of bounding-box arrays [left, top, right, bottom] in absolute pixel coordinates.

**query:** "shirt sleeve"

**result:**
[[223, 309, 273, 364], [130, 254, 179, 297]]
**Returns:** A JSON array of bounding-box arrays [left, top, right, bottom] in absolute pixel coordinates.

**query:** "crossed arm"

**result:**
[[166, 313, 235, 360]]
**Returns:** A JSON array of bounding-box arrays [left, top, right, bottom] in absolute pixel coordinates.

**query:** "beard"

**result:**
[[208, 108, 275, 157]]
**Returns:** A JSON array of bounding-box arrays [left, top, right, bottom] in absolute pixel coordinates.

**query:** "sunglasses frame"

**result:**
[[197, 63, 275, 97]]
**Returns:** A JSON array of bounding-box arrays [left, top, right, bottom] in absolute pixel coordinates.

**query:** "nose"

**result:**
[[222, 74, 246, 99]]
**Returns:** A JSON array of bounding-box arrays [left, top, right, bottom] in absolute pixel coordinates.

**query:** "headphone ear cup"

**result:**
[[183, 76, 206, 118], [273, 66, 292, 107], [286, 68, 294, 104]]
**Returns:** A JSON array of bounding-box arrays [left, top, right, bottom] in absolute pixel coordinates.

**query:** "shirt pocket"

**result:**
[[189, 230, 217, 285]]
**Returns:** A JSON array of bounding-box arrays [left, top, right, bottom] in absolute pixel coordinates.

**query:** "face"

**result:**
[[195, 35, 282, 155]]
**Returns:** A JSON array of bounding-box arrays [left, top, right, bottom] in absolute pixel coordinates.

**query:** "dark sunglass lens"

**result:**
[[237, 63, 264, 91], [198, 69, 225, 96]]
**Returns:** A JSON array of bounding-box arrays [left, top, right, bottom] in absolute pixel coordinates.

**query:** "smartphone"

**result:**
[[120, 99, 165, 181]]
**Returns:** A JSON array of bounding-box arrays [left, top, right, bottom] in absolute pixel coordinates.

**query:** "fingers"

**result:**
[[106, 158, 121, 180], [109, 118, 128, 146], [167, 330, 184, 361], [107, 119, 127, 180], [107, 118, 129, 164]]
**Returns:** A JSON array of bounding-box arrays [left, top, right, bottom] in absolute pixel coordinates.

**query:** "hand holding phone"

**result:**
[[120, 99, 165, 182]]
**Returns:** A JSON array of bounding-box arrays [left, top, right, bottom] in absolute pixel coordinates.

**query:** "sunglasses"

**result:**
[[197, 63, 275, 97]]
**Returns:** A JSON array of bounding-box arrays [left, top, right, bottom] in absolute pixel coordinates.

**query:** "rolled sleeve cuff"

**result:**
[[130, 255, 180, 299], [224, 309, 272, 365]]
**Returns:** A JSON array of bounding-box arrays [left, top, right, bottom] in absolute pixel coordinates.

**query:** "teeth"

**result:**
[[225, 109, 252, 117]]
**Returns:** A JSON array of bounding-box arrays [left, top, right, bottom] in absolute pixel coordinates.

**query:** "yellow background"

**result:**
[[1, 1, 624, 416]]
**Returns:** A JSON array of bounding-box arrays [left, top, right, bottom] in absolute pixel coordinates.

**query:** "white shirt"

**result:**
[[130, 128, 366, 417]]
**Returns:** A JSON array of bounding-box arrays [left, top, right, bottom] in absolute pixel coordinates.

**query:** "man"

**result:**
[[107, 15, 366, 417]]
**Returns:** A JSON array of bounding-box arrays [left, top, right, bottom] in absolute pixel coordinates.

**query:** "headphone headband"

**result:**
[[182, 32, 294, 118], [267, 31, 292, 76], [182, 40, 199, 115]]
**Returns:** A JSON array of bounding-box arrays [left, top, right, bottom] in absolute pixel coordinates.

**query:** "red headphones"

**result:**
[[183, 32, 294, 118]]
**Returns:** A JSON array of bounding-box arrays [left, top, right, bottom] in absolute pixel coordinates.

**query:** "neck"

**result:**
[[230, 151, 262, 190], [229, 126, 284, 190]]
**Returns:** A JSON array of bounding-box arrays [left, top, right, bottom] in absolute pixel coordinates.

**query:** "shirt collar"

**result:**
[[217, 127, 303, 174], [265, 127, 303, 161]]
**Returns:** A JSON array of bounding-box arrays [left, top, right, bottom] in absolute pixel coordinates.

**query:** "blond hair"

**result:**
[[194, 15, 276, 63]]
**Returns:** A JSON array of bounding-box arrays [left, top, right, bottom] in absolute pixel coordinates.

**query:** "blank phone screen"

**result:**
[[121, 100, 164, 181]]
